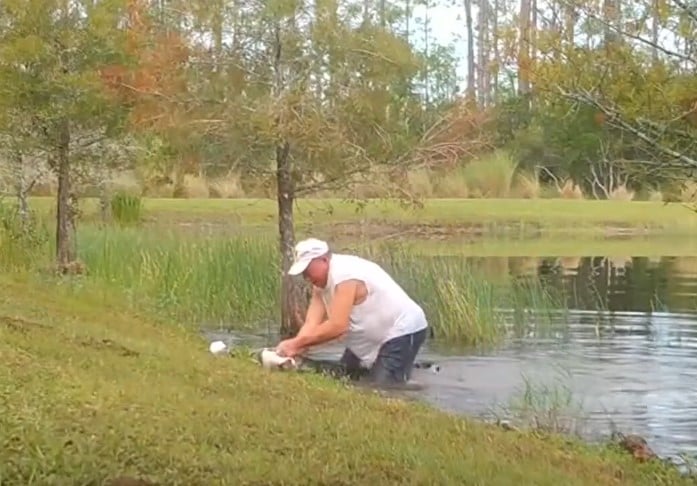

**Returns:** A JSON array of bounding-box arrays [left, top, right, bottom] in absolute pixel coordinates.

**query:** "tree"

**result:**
[[488, 0, 697, 196], [0, 0, 134, 270], [86, 0, 487, 334], [222, 0, 479, 335]]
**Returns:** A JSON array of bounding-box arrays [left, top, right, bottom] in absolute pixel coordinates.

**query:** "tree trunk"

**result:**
[[492, 0, 500, 101], [651, 0, 659, 64], [517, 0, 531, 98], [11, 150, 29, 227], [464, 0, 475, 104], [276, 141, 307, 338], [55, 120, 77, 268], [272, 12, 307, 338], [477, 0, 490, 106], [97, 166, 111, 224]]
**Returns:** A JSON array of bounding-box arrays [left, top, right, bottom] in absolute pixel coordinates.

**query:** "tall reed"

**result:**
[[368, 243, 567, 346], [1, 221, 568, 345], [77, 226, 279, 327]]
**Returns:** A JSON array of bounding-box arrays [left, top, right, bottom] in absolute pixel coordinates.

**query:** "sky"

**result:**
[[408, 2, 471, 86], [405, 1, 690, 93]]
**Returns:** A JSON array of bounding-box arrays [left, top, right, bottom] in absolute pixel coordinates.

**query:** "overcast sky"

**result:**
[[409, 2, 470, 86]]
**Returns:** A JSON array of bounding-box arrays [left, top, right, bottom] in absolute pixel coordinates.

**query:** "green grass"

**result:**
[[110, 191, 144, 225], [26, 196, 697, 235], [4, 197, 695, 346], [492, 368, 588, 437], [0, 218, 568, 345], [372, 245, 566, 345], [404, 235, 697, 257], [0, 276, 690, 485]]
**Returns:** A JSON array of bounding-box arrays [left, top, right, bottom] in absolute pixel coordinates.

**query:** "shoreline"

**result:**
[[23, 196, 697, 236], [215, 331, 697, 472], [1, 275, 693, 485]]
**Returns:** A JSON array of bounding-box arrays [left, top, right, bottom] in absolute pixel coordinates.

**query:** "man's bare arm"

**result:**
[[294, 280, 357, 349], [296, 286, 326, 340]]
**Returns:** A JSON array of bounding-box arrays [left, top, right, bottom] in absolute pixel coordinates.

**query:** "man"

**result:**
[[275, 238, 429, 385]]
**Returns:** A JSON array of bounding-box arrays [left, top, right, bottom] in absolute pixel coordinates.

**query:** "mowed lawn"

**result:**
[[26, 196, 697, 234], [0, 275, 691, 485]]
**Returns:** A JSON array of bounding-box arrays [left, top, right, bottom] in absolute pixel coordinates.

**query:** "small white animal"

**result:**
[[259, 348, 300, 370], [209, 340, 228, 355]]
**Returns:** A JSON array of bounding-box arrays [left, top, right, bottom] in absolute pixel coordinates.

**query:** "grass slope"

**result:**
[[27, 197, 697, 233], [0, 276, 690, 485]]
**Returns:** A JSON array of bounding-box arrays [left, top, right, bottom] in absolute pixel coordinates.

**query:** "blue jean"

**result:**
[[340, 328, 428, 384]]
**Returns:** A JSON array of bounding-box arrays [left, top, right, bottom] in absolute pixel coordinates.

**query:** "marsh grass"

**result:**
[[77, 227, 279, 327], [507, 276, 569, 335], [368, 244, 568, 346], [1, 220, 568, 344], [490, 369, 588, 437], [0, 277, 685, 485], [511, 370, 588, 435], [110, 192, 143, 225], [489, 367, 589, 438]]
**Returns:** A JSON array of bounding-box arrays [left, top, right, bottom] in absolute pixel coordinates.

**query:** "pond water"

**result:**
[[204, 254, 697, 464]]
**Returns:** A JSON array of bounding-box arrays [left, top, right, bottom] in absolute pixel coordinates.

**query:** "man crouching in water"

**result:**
[[275, 238, 429, 386]]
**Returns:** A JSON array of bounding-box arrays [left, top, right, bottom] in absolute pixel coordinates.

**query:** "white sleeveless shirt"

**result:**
[[319, 253, 428, 365]]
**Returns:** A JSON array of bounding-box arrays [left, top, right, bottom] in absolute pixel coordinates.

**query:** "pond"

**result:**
[[205, 253, 697, 464]]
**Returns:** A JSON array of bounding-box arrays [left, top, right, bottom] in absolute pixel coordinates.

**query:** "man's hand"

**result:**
[[275, 337, 304, 358]]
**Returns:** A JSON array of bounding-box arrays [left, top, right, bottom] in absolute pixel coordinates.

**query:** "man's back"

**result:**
[[320, 253, 427, 363]]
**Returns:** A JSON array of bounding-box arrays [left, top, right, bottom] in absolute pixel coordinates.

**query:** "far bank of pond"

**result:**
[[25, 196, 697, 236]]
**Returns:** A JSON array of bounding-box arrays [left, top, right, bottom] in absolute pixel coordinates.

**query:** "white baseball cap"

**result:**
[[287, 238, 329, 276]]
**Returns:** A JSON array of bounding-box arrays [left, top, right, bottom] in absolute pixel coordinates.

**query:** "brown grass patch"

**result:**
[[558, 180, 584, 199]]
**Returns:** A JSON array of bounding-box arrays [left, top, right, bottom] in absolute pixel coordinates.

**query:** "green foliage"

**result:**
[[0, 200, 50, 270], [0, 0, 138, 265], [76, 228, 279, 327], [121, 0, 469, 197], [1, 0, 696, 202], [0, 0, 133, 132], [495, 369, 586, 436], [488, 2, 697, 193]]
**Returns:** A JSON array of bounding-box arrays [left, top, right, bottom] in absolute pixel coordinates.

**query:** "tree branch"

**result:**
[[558, 87, 697, 170]]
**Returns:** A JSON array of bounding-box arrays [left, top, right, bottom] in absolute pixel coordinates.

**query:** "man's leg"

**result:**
[[369, 328, 427, 385], [338, 347, 369, 380], [403, 328, 427, 380]]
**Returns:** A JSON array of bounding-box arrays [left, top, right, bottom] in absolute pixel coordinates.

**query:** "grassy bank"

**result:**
[[27, 196, 697, 235], [1, 222, 565, 345], [0, 276, 689, 485]]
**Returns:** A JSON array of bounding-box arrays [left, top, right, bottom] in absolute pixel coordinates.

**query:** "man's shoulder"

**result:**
[[332, 253, 376, 265], [331, 254, 397, 288], [331, 253, 385, 275]]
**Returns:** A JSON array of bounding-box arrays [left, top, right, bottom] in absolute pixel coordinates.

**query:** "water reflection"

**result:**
[[204, 255, 697, 462], [408, 310, 697, 459], [478, 255, 697, 314]]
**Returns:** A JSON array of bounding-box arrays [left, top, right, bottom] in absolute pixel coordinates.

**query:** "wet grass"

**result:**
[[0, 275, 691, 486], [26, 196, 697, 235], [490, 367, 590, 438]]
